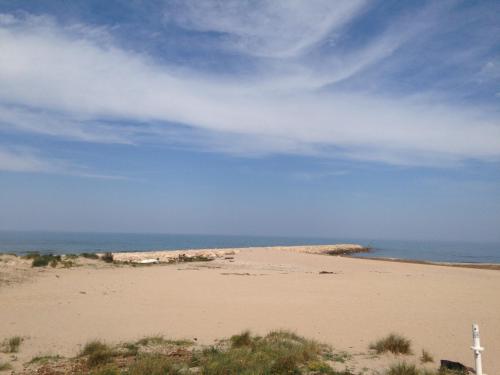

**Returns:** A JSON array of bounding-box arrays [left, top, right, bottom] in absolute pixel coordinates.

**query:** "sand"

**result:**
[[1, 247, 499, 373]]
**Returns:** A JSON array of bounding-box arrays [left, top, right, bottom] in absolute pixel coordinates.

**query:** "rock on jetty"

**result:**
[[112, 249, 239, 264]]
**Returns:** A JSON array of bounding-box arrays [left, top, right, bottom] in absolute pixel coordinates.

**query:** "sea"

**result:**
[[0, 231, 499, 264]]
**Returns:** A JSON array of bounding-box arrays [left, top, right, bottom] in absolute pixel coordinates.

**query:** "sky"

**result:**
[[0, 0, 499, 241]]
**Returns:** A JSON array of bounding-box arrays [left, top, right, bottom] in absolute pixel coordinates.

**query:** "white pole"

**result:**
[[471, 323, 486, 375]]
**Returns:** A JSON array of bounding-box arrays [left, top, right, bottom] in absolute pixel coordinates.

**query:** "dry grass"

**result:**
[[191, 330, 337, 374], [1, 335, 23, 353], [80, 340, 115, 367], [420, 349, 434, 363], [37, 330, 343, 374], [369, 333, 412, 355]]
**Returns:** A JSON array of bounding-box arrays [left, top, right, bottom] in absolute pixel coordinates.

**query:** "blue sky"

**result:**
[[0, 0, 499, 241]]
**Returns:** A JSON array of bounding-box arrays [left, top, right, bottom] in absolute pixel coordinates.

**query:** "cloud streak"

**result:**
[[0, 4, 499, 171]]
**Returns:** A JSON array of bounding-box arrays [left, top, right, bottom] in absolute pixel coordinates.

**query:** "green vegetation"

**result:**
[[135, 335, 193, 347], [387, 362, 421, 375], [190, 330, 337, 374], [369, 333, 412, 355], [80, 340, 115, 367], [101, 252, 114, 263], [128, 354, 182, 375], [1, 336, 23, 353], [23, 331, 453, 375], [22, 252, 106, 267], [37, 330, 350, 374], [89, 364, 121, 375], [177, 254, 214, 262], [420, 349, 434, 363], [323, 350, 351, 363], [24, 253, 62, 267], [29, 354, 63, 365]]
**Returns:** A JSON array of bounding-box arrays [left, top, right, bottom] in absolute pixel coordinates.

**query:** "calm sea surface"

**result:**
[[0, 231, 499, 263]]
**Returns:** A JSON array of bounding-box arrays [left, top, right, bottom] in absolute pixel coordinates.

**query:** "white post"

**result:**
[[471, 323, 485, 375]]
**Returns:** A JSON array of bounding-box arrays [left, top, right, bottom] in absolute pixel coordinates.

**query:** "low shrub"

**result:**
[[420, 349, 434, 363], [30, 254, 61, 267], [81, 340, 114, 367], [101, 252, 114, 263], [89, 364, 121, 375], [230, 330, 253, 348], [193, 330, 335, 375], [369, 334, 412, 355], [27, 330, 343, 375], [128, 354, 183, 375], [29, 355, 62, 365], [2, 336, 23, 353], [387, 362, 420, 375]]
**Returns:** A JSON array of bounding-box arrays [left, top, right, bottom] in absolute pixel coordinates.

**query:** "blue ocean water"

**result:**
[[0, 231, 499, 263]]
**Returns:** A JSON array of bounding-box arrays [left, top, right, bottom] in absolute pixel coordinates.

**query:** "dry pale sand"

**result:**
[[1, 247, 499, 373]]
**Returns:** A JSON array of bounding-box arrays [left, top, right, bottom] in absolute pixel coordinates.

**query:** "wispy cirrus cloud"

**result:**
[[0, 145, 124, 179], [0, 146, 58, 173], [166, 0, 368, 59], [0, 1, 499, 173]]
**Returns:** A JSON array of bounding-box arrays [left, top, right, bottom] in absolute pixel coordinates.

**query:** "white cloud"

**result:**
[[0, 145, 124, 178], [166, 0, 368, 59], [0, 146, 58, 173], [0, 11, 499, 167]]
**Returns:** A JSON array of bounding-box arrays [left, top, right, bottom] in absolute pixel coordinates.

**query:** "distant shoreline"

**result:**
[[347, 254, 500, 270], [110, 243, 370, 263], [3, 243, 500, 268]]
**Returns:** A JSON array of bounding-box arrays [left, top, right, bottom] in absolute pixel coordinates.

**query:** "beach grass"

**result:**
[[80, 340, 115, 367], [420, 349, 434, 363], [2, 335, 23, 353], [191, 330, 336, 374], [29, 354, 63, 365], [25, 253, 62, 267], [135, 335, 193, 347], [19, 330, 460, 375], [369, 333, 412, 355], [42, 330, 347, 374]]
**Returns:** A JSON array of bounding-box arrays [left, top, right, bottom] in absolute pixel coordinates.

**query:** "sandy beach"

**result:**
[[1, 246, 499, 373]]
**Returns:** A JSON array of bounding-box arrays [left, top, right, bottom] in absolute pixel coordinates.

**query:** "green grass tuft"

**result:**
[[230, 330, 253, 348], [23, 330, 346, 374], [135, 336, 193, 347], [387, 362, 420, 375], [80, 340, 114, 367], [30, 254, 62, 267], [29, 354, 62, 365], [369, 334, 412, 355], [128, 354, 183, 375], [192, 330, 335, 375], [89, 364, 121, 375]]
